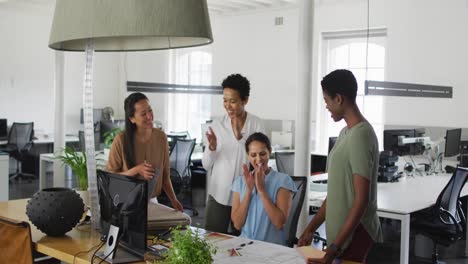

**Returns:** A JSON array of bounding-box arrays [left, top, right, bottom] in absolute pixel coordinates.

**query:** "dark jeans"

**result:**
[[204, 195, 232, 234]]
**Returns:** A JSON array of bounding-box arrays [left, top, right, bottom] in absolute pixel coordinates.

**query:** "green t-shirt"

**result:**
[[325, 121, 383, 249]]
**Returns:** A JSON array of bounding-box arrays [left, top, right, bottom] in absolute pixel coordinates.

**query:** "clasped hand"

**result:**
[[137, 162, 155, 180], [242, 164, 266, 194]]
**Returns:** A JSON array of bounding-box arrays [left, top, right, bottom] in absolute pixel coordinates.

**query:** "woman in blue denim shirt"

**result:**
[[231, 132, 297, 246]]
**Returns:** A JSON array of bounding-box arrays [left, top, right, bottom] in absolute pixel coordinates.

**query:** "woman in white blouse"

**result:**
[[202, 73, 265, 233]]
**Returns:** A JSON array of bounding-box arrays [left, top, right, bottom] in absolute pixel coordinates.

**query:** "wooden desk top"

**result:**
[[0, 199, 107, 264]]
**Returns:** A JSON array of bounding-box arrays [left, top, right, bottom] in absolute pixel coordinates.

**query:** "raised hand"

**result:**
[[242, 164, 255, 192], [205, 127, 217, 151], [254, 164, 266, 194]]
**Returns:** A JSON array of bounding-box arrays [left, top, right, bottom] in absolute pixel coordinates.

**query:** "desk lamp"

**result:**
[[48, 0, 213, 228]]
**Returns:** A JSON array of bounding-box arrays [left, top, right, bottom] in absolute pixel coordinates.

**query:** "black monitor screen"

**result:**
[[97, 170, 147, 257], [445, 128, 462, 157], [0, 119, 6, 138], [311, 154, 327, 174], [100, 120, 125, 142], [80, 108, 103, 124], [383, 129, 425, 156]]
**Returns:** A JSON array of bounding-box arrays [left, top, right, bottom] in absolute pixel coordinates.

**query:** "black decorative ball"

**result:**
[[26, 188, 84, 236]]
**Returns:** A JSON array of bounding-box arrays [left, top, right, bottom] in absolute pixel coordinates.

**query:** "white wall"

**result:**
[[0, 5, 55, 134], [0, 4, 125, 136], [313, 0, 468, 128], [1, 0, 468, 139], [210, 9, 299, 120]]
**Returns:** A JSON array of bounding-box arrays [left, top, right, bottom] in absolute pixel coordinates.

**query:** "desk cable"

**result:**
[[408, 155, 424, 176], [73, 240, 104, 264], [90, 239, 107, 264]]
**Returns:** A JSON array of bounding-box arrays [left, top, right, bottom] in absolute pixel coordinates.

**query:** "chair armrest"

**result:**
[[439, 207, 463, 235]]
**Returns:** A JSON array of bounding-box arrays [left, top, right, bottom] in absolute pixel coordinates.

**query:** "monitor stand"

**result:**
[[95, 224, 143, 263], [96, 247, 142, 264]]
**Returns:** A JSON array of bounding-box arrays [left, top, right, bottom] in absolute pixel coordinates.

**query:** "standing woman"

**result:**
[[106, 92, 183, 211], [203, 74, 265, 233], [298, 70, 382, 263]]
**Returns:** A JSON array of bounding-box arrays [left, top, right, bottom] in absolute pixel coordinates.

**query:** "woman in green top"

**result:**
[[298, 70, 382, 264]]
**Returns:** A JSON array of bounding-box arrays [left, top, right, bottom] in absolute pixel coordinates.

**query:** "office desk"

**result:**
[[0, 199, 316, 264], [308, 173, 468, 264]]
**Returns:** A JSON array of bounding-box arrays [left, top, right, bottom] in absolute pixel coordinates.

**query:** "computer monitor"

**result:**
[[311, 154, 327, 174], [80, 108, 103, 124], [444, 128, 462, 157], [0, 119, 7, 140], [97, 170, 148, 259], [100, 120, 125, 142], [383, 129, 425, 156]]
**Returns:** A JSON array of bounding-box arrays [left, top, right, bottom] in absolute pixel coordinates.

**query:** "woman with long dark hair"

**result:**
[[106, 92, 183, 211], [231, 132, 296, 246]]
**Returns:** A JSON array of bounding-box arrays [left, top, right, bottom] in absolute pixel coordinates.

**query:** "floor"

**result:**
[[9, 179, 468, 264]]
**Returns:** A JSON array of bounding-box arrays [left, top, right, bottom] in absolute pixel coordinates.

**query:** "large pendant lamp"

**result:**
[[48, 0, 213, 229]]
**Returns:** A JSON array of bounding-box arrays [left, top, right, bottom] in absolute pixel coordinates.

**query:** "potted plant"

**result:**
[[103, 127, 123, 157], [157, 226, 217, 264], [55, 147, 89, 206]]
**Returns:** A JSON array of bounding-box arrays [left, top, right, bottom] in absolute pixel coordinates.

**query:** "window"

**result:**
[[316, 29, 387, 152], [167, 49, 212, 142]]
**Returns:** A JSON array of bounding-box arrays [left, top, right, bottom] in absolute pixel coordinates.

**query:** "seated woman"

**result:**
[[231, 132, 297, 246]]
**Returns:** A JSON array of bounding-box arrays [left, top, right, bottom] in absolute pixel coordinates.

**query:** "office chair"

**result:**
[[167, 131, 190, 153], [275, 151, 295, 176], [284, 176, 307, 247], [412, 166, 468, 263], [0, 216, 59, 264], [160, 139, 198, 216], [0, 122, 36, 182]]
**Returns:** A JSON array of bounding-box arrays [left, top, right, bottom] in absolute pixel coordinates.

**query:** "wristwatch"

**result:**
[[328, 243, 343, 256]]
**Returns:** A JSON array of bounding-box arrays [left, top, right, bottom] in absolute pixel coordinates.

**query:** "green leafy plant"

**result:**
[[55, 147, 88, 190], [103, 127, 123, 149], [160, 226, 217, 264]]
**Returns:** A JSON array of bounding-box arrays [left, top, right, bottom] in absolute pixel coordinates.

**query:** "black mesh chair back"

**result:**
[[434, 166, 468, 226], [284, 176, 307, 247], [170, 139, 196, 178], [275, 152, 295, 176], [412, 166, 468, 263], [435, 167, 468, 224], [168, 131, 189, 153], [168, 139, 197, 216], [3, 122, 36, 181], [8, 122, 34, 151]]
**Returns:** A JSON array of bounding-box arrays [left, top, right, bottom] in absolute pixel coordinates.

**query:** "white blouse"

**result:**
[[202, 112, 265, 206]]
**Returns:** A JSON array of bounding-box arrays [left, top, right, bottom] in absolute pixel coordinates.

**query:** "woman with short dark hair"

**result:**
[[298, 69, 382, 263], [202, 74, 265, 233]]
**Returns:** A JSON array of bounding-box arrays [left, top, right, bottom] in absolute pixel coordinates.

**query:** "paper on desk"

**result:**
[[212, 237, 303, 264], [296, 246, 325, 259]]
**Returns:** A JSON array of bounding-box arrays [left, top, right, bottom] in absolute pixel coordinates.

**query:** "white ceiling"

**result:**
[[0, 0, 299, 15]]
